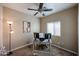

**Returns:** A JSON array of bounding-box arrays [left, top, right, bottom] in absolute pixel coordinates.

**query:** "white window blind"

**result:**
[[47, 21, 61, 36]]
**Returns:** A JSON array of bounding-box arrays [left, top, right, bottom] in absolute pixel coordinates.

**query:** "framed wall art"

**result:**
[[23, 21, 31, 32]]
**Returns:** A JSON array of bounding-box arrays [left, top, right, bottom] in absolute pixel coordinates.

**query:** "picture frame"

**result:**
[[23, 21, 31, 32]]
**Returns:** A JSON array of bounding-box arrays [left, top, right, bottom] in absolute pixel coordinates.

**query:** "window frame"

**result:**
[[47, 21, 61, 36]]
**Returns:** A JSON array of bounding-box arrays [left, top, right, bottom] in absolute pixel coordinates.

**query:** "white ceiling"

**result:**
[[1, 3, 77, 18]]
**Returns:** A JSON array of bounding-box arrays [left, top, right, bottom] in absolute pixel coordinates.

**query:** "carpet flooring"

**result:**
[[9, 45, 77, 56]]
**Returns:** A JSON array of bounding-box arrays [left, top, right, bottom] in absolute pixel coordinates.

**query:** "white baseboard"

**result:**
[[7, 43, 78, 55], [7, 43, 32, 53], [51, 44, 78, 55]]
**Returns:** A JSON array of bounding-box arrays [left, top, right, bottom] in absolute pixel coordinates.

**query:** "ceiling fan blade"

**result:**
[[43, 9, 53, 11], [39, 3, 43, 9], [34, 12, 38, 16], [28, 8, 38, 11]]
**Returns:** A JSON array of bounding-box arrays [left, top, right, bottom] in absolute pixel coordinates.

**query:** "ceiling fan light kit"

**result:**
[[28, 3, 53, 16]]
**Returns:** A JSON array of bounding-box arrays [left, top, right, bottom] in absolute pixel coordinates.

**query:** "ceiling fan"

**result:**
[[27, 3, 53, 16]]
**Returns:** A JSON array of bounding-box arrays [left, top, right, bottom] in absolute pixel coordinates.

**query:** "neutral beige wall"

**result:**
[[78, 4, 79, 55], [0, 5, 3, 48], [3, 7, 40, 51], [40, 6, 78, 52]]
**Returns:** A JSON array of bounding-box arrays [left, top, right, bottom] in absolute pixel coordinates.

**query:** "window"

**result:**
[[47, 21, 61, 36]]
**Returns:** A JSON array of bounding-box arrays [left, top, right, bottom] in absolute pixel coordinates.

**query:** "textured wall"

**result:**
[[78, 4, 79, 55], [3, 7, 40, 51], [40, 6, 78, 52], [0, 5, 3, 48]]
